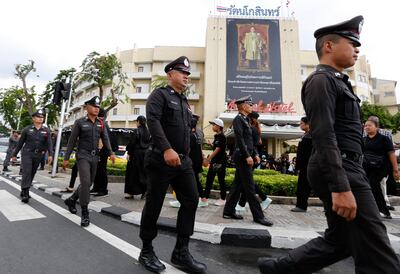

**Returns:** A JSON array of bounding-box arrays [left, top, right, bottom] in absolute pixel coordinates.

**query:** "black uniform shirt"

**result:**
[[7, 136, 19, 153], [64, 116, 112, 160], [301, 64, 363, 192], [211, 133, 227, 164], [296, 132, 313, 172], [13, 125, 53, 157], [363, 132, 394, 176], [233, 113, 258, 159], [146, 86, 192, 155]]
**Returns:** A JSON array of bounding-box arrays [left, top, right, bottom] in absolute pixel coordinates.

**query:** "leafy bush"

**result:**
[[61, 160, 298, 196]]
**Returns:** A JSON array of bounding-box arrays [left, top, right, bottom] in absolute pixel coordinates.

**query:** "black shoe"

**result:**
[[171, 238, 207, 274], [21, 189, 30, 203], [139, 248, 166, 273], [64, 197, 77, 214], [258, 256, 294, 274], [254, 217, 273, 226], [387, 205, 396, 211], [258, 257, 279, 274], [223, 212, 243, 220], [3, 167, 10, 172], [93, 192, 109, 197], [40, 167, 44, 170], [291, 207, 307, 212], [89, 189, 98, 195], [81, 206, 90, 227]]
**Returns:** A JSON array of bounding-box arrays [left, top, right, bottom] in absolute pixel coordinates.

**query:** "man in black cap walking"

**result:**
[[258, 15, 400, 274], [3, 130, 20, 172], [138, 56, 206, 273], [223, 95, 273, 226], [63, 96, 115, 227], [12, 109, 53, 203]]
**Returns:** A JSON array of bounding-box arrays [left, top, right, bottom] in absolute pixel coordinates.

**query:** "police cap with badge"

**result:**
[[32, 109, 45, 118], [235, 95, 253, 105], [84, 96, 101, 107], [164, 56, 191, 75], [314, 15, 364, 46]]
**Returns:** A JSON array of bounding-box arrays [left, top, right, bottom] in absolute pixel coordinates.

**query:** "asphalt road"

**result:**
[[0, 176, 356, 274]]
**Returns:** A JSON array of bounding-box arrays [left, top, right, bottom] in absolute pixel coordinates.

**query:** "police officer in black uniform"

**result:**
[[291, 116, 313, 212], [223, 96, 273, 226], [258, 16, 400, 273], [12, 109, 53, 203], [138, 56, 206, 273], [63, 96, 115, 227]]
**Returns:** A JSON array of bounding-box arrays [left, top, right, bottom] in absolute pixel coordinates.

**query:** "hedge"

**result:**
[[61, 159, 298, 196]]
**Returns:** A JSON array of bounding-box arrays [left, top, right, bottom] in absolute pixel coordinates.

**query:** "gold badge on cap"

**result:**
[[184, 58, 189, 67], [358, 20, 363, 34], [95, 97, 100, 103]]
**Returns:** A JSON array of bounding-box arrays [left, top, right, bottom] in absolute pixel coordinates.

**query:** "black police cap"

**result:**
[[32, 109, 45, 117], [164, 56, 191, 75], [314, 15, 364, 46], [84, 96, 101, 107], [235, 95, 253, 105]]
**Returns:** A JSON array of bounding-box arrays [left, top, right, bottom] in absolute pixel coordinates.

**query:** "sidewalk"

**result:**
[[3, 165, 400, 252]]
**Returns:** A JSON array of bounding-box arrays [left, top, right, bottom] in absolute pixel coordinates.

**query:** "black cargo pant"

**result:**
[[223, 156, 264, 221], [140, 151, 198, 242], [21, 152, 42, 189], [295, 170, 311, 210], [70, 155, 99, 207], [285, 154, 400, 274]]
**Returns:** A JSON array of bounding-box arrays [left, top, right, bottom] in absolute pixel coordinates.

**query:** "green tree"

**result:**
[[14, 60, 38, 115], [38, 68, 76, 128], [78, 52, 128, 114], [360, 102, 393, 130], [0, 86, 34, 130]]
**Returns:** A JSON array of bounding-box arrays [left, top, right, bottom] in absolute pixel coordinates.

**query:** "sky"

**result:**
[[0, 0, 399, 95]]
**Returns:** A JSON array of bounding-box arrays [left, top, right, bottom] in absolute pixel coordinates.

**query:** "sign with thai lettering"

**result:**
[[216, 5, 281, 17], [227, 100, 295, 113], [226, 18, 282, 104]]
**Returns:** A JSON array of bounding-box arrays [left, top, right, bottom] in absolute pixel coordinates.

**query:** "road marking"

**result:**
[[0, 176, 184, 274], [0, 190, 45, 222]]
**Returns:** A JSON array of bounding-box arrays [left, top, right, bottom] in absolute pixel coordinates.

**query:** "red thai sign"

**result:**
[[227, 100, 296, 113]]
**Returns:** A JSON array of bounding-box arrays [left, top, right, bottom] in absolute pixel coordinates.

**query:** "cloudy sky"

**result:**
[[0, 0, 398, 94]]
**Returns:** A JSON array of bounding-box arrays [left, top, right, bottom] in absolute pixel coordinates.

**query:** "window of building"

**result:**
[[374, 95, 380, 103], [384, 91, 395, 97], [137, 66, 144, 72], [113, 108, 118, 115], [133, 107, 140, 115], [136, 86, 142, 93]]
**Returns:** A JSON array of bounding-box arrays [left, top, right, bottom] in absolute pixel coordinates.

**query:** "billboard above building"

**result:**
[[226, 18, 282, 105]]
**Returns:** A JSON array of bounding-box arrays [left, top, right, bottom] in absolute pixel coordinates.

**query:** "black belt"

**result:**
[[80, 149, 99, 156], [341, 151, 362, 162], [149, 146, 187, 159], [25, 148, 43, 154]]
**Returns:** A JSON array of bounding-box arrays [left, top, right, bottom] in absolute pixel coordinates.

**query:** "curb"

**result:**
[[2, 171, 400, 252], [1, 171, 271, 248]]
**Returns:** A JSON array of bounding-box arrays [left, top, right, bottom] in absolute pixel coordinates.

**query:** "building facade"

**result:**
[[65, 15, 379, 157]]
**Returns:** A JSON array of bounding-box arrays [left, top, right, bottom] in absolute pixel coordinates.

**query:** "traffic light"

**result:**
[[53, 81, 71, 106]]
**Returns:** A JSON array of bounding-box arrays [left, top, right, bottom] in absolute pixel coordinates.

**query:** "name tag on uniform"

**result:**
[[97, 124, 102, 127], [170, 100, 178, 105], [82, 124, 89, 128]]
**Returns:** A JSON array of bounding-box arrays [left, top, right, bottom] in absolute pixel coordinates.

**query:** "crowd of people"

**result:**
[[2, 15, 400, 274]]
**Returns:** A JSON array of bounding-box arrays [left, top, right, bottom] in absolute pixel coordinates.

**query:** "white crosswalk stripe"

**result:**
[[0, 189, 45, 222], [0, 175, 184, 274]]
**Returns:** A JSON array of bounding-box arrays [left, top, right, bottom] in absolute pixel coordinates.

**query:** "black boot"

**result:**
[[3, 166, 10, 172], [64, 196, 78, 214], [139, 242, 166, 273], [171, 236, 207, 273], [258, 255, 295, 274], [21, 188, 30, 203], [81, 206, 90, 227]]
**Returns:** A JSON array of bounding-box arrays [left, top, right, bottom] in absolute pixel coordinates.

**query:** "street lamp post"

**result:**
[[51, 70, 98, 178]]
